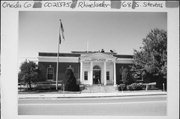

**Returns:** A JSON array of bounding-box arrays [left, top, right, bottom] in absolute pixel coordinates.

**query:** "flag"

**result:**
[[58, 19, 65, 44], [60, 20, 65, 40]]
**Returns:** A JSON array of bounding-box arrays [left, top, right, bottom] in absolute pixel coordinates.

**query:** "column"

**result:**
[[113, 62, 116, 86], [104, 61, 107, 85], [90, 61, 93, 85], [80, 61, 83, 84]]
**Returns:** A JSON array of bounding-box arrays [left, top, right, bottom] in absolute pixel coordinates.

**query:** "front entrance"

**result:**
[[93, 65, 101, 84]]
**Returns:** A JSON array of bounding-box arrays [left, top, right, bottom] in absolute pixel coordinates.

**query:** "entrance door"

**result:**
[[93, 65, 101, 84]]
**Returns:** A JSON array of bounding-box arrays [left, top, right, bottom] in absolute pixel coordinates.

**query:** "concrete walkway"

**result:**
[[18, 90, 167, 99]]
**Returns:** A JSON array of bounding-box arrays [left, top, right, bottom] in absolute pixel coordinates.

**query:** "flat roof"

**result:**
[[39, 52, 133, 58], [39, 52, 80, 57], [114, 55, 133, 58]]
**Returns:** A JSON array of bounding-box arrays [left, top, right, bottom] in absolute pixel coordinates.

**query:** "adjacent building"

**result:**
[[38, 51, 134, 86]]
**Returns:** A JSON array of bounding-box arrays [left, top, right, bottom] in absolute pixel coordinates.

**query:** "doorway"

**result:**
[[93, 65, 101, 84]]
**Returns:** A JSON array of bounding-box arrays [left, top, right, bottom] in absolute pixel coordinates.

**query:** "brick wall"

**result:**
[[38, 62, 80, 82]]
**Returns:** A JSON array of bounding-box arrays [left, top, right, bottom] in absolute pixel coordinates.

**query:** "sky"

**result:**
[[19, 11, 167, 62]]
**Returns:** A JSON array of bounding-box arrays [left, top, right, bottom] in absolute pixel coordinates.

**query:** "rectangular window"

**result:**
[[106, 71, 110, 80], [84, 71, 88, 80]]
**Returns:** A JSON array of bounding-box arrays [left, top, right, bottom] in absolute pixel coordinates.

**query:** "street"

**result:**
[[18, 95, 167, 116]]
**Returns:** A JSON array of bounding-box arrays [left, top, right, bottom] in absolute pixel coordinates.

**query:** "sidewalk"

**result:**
[[18, 90, 167, 99]]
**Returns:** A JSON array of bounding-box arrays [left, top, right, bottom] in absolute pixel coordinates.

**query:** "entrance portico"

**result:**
[[80, 53, 117, 86]]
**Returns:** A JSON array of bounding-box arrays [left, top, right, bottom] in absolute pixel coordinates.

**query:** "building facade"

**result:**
[[38, 52, 133, 86]]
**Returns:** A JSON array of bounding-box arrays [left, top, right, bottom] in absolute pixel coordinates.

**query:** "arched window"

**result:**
[[93, 65, 101, 70]]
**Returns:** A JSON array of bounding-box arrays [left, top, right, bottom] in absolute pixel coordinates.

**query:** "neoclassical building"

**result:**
[[38, 51, 133, 86]]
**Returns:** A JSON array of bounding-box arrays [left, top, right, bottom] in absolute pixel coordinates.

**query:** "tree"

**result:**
[[122, 68, 129, 84], [133, 29, 167, 89], [64, 67, 80, 91], [121, 67, 133, 85], [18, 60, 39, 90]]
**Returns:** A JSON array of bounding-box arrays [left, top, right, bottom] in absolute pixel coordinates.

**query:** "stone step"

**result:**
[[81, 85, 118, 93]]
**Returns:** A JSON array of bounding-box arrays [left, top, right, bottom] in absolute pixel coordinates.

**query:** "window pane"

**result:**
[[48, 68, 53, 74], [48, 74, 53, 79], [84, 71, 88, 80], [47, 67, 54, 79], [106, 71, 110, 80]]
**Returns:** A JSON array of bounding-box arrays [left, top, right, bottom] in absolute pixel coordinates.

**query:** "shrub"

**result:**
[[127, 83, 143, 91], [79, 84, 86, 91], [64, 67, 80, 91], [118, 84, 126, 91]]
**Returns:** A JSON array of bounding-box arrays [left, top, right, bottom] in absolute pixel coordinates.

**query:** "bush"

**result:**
[[79, 84, 86, 91], [118, 84, 126, 91], [127, 83, 143, 91], [64, 67, 80, 91]]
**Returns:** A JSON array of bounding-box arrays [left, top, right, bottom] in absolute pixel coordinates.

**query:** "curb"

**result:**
[[18, 91, 167, 99]]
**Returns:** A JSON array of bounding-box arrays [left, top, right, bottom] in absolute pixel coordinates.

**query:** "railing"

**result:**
[[143, 82, 156, 91], [18, 81, 63, 91]]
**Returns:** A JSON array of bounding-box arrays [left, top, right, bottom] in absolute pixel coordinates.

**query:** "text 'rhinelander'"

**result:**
[[78, 1, 110, 8]]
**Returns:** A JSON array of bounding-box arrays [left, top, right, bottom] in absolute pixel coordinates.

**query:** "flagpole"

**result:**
[[56, 42, 60, 91], [56, 19, 61, 91]]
